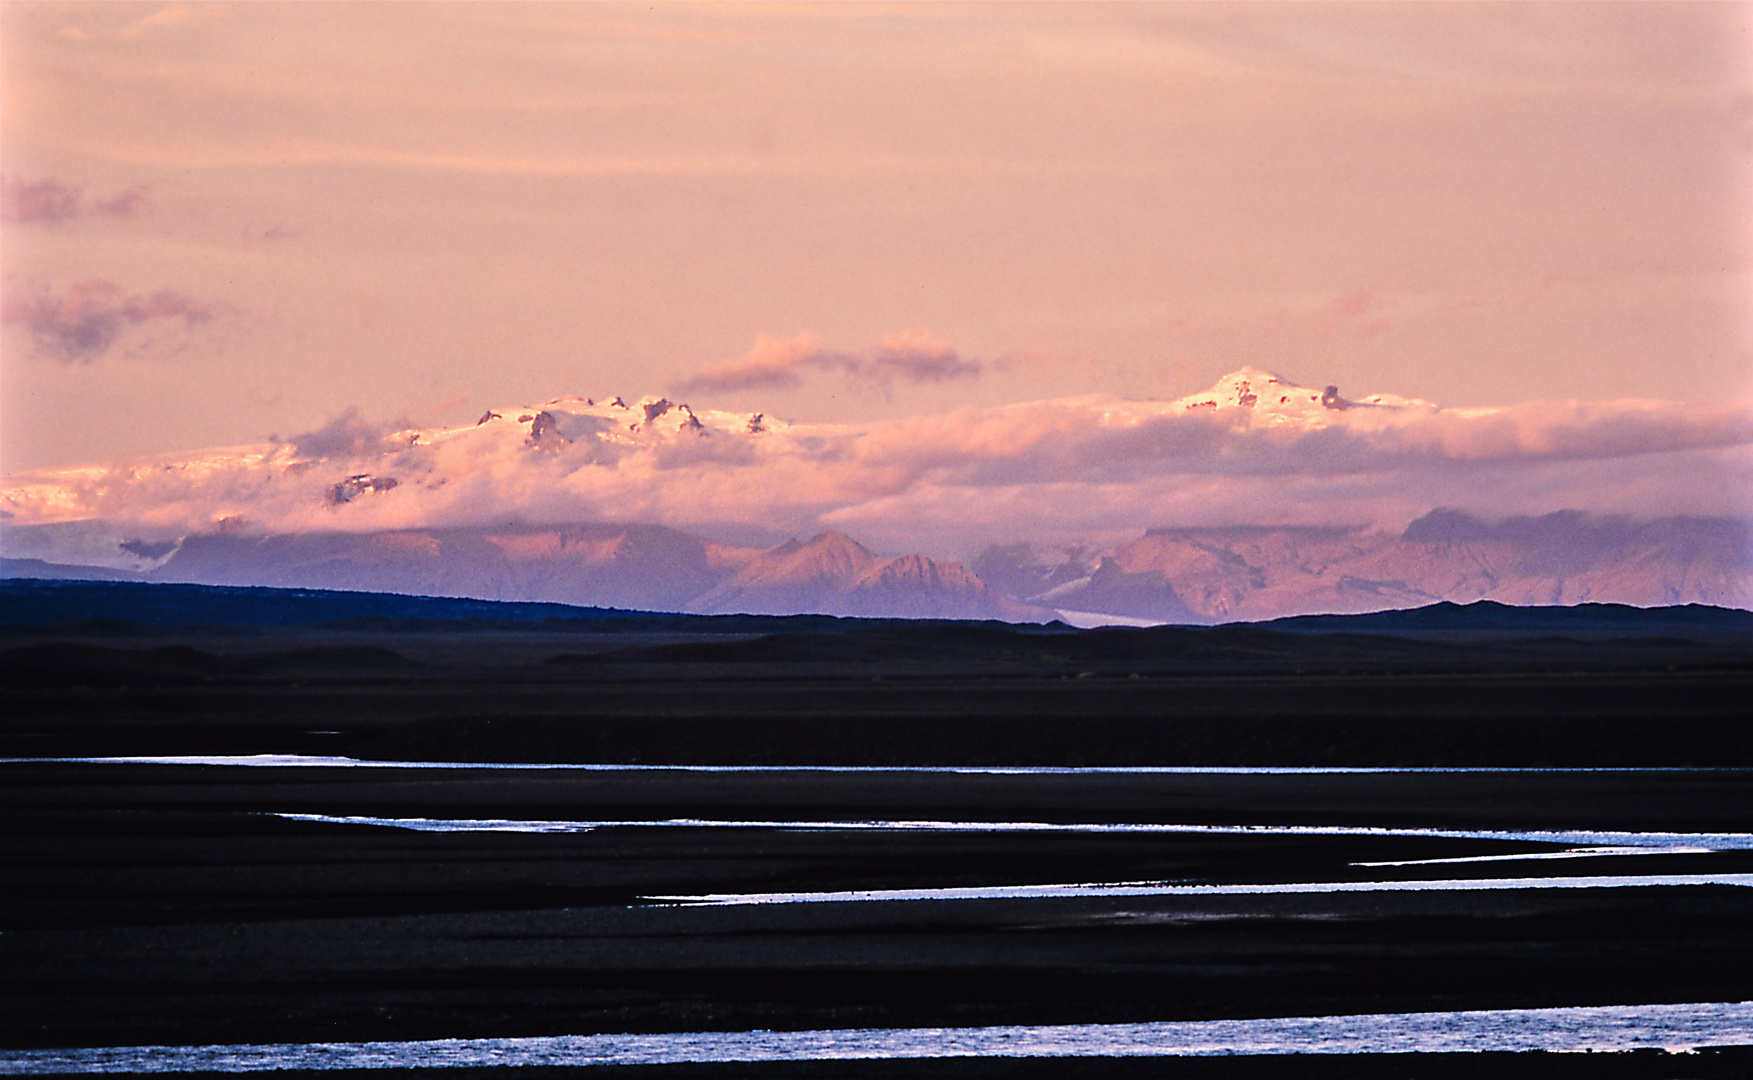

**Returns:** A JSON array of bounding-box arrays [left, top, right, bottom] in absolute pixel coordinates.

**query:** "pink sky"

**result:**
[[2, 2, 1750, 547]]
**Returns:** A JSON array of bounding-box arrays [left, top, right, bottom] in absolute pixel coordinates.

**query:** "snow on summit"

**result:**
[[1170, 367, 1434, 419], [2, 369, 1748, 562]]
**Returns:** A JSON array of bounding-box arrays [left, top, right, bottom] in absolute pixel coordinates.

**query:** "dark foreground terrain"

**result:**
[[3, 580, 1752, 1076]]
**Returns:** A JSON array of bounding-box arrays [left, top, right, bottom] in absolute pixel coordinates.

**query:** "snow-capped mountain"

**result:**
[[1167, 366, 1433, 420], [3, 366, 1748, 621], [0, 366, 1564, 540], [0, 392, 805, 537]]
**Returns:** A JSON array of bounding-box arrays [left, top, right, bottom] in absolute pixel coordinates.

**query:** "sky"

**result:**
[[1, 2, 1750, 556]]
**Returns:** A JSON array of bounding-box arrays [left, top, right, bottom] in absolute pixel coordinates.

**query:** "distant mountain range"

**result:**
[[3, 525, 1048, 622], [3, 508, 1748, 623], [4, 367, 1747, 622], [973, 510, 1752, 623]]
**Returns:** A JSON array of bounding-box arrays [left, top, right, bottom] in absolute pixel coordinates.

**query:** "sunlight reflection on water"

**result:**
[[6, 755, 1747, 774], [647, 873, 1753, 906], [266, 812, 1753, 849], [6, 1002, 1749, 1073]]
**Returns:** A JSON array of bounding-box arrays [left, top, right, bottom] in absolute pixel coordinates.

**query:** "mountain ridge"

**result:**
[[1, 523, 1060, 623], [976, 510, 1752, 622], [5, 507, 1749, 623]]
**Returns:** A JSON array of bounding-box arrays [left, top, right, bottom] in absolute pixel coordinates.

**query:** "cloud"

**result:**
[[0, 175, 149, 224], [120, 4, 227, 39], [1, 177, 81, 225], [4, 370, 1749, 558], [93, 186, 149, 218], [677, 330, 982, 394], [288, 408, 411, 459], [1, 279, 216, 362]]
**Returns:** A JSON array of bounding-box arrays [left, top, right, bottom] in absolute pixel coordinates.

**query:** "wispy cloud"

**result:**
[[677, 330, 982, 395], [240, 223, 299, 248], [118, 4, 227, 40], [93, 185, 150, 218], [1319, 288, 1392, 339], [1, 279, 216, 362]]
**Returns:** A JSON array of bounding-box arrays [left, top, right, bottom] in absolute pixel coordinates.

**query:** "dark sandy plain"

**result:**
[[4, 580, 1753, 1077]]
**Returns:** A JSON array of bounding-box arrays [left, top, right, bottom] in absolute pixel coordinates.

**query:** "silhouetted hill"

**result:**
[[0, 577, 640, 630], [549, 610, 1748, 676], [7, 579, 1750, 652], [1268, 599, 1753, 635], [5, 579, 1750, 766], [0, 577, 935, 636]]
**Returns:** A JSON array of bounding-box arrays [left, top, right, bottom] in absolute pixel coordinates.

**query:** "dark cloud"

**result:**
[[0, 175, 150, 224], [1, 176, 81, 224], [1, 279, 216, 362], [678, 330, 983, 394]]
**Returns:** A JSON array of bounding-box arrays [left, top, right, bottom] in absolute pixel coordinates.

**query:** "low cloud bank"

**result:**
[[4, 368, 1749, 557]]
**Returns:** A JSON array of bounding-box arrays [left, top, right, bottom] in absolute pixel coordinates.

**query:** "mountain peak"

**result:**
[[1171, 367, 1436, 419], [1174, 368, 1292, 412], [800, 530, 870, 554], [1214, 365, 1285, 386]]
